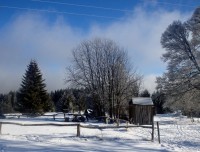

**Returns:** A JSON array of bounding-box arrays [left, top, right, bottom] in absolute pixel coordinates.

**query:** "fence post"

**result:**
[[117, 119, 119, 127], [126, 121, 128, 130], [0, 122, 2, 135], [157, 121, 160, 144], [77, 124, 80, 137], [151, 120, 154, 141]]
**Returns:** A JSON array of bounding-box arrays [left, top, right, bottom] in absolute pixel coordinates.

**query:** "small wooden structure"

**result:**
[[129, 97, 155, 125]]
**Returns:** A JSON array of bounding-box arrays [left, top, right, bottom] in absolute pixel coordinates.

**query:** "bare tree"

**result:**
[[67, 38, 141, 118], [157, 7, 200, 116]]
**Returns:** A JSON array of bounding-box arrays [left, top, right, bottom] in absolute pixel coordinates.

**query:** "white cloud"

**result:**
[[0, 7, 191, 93], [142, 74, 160, 94], [88, 8, 190, 68], [0, 13, 84, 93]]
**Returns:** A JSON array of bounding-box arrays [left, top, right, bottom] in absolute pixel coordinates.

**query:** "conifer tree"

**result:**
[[140, 89, 150, 97], [17, 60, 52, 114]]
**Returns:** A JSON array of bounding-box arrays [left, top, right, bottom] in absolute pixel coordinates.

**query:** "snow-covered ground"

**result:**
[[155, 114, 200, 152], [0, 113, 199, 152]]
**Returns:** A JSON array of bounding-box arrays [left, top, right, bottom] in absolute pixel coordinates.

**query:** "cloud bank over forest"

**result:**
[[0, 6, 191, 93]]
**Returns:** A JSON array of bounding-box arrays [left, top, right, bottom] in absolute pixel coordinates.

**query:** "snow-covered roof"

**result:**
[[131, 97, 153, 105]]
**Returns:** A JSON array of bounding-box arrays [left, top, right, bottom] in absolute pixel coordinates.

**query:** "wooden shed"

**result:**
[[129, 97, 155, 125]]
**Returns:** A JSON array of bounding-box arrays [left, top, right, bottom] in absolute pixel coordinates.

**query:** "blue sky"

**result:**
[[0, 0, 199, 94]]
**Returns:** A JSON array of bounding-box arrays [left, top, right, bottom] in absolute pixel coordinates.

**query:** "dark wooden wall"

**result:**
[[129, 104, 154, 125]]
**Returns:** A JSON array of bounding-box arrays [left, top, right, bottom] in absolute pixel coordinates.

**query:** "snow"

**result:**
[[154, 114, 200, 152], [131, 97, 153, 105], [0, 113, 200, 152]]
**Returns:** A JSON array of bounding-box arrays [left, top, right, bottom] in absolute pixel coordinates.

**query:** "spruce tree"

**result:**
[[17, 60, 52, 114], [140, 89, 150, 97]]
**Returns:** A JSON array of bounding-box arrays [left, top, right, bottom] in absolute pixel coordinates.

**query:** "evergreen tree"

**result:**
[[151, 91, 166, 114], [140, 89, 150, 97], [72, 89, 86, 114], [17, 60, 52, 114], [0, 93, 15, 114], [51, 89, 66, 112], [56, 90, 74, 112]]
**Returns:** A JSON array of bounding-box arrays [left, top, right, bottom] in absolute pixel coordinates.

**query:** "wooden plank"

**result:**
[[0, 122, 78, 126], [80, 124, 152, 129], [130, 104, 154, 125], [43, 114, 58, 120]]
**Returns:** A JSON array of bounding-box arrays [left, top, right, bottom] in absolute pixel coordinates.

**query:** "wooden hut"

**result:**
[[129, 97, 155, 125]]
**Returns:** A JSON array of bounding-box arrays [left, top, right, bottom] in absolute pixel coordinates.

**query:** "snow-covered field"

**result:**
[[0, 113, 200, 152]]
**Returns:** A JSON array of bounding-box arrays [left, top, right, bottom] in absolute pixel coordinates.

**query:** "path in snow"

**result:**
[[156, 115, 200, 152]]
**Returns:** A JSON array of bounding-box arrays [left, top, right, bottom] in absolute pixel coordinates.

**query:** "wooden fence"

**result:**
[[0, 121, 79, 136], [0, 121, 152, 135], [0, 114, 161, 143], [3, 113, 68, 120]]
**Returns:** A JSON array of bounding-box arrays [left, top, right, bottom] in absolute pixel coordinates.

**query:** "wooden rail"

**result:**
[[3, 113, 59, 120], [3, 113, 69, 120], [0, 121, 153, 139], [0, 122, 79, 137], [4, 114, 22, 119], [0, 122, 78, 126], [42, 114, 58, 120]]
